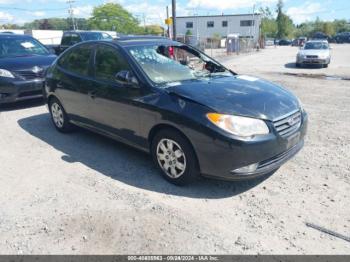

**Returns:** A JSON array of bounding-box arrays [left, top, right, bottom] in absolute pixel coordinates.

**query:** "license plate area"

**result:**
[[286, 132, 300, 149]]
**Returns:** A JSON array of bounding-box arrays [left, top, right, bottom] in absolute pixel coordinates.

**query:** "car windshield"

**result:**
[[81, 32, 112, 41], [304, 42, 329, 50], [127, 44, 231, 84], [0, 38, 49, 58]]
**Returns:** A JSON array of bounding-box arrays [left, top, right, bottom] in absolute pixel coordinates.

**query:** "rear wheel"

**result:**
[[151, 129, 199, 185], [49, 97, 74, 133], [296, 63, 301, 68]]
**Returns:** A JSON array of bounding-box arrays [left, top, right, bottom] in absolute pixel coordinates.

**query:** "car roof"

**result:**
[[71, 37, 184, 49], [64, 31, 106, 34], [113, 36, 180, 47]]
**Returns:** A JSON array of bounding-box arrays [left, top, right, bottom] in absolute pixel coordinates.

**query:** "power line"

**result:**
[[66, 0, 77, 30], [0, 7, 67, 12]]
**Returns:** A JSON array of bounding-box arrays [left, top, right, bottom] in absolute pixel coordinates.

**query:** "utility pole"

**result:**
[[166, 6, 170, 38], [171, 0, 176, 41], [67, 0, 77, 30]]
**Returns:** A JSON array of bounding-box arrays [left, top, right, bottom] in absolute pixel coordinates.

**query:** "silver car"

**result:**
[[296, 40, 331, 68]]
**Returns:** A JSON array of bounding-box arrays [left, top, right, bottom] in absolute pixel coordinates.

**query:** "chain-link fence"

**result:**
[[176, 35, 257, 59]]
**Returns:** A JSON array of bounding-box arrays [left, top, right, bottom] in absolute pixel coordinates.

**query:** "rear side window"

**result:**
[[94, 45, 130, 82], [58, 45, 92, 76]]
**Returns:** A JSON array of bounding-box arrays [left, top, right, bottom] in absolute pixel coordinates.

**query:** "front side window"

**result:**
[[0, 37, 49, 58], [207, 21, 214, 28], [127, 44, 231, 85], [58, 45, 92, 76], [94, 45, 130, 82]]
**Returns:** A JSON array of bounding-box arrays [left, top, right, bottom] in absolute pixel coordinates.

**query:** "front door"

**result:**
[[89, 44, 143, 145]]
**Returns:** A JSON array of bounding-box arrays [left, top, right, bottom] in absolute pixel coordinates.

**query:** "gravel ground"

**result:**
[[0, 44, 349, 254]]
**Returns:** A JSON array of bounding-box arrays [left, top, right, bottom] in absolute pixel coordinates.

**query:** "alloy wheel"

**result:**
[[156, 138, 187, 179], [51, 102, 64, 128]]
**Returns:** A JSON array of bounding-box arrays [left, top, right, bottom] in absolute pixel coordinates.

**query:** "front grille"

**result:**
[[306, 55, 318, 59], [13, 69, 45, 80], [273, 111, 302, 137]]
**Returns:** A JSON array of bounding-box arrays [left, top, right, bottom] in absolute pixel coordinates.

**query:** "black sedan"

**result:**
[[44, 37, 308, 185], [0, 34, 56, 104]]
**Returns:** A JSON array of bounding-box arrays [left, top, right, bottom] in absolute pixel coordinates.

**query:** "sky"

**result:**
[[0, 0, 349, 26]]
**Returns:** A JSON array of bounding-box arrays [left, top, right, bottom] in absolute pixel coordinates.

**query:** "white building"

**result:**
[[175, 14, 262, 42]]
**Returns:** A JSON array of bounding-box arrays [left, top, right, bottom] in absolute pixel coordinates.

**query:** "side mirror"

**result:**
[[115, 70, 139, 87]]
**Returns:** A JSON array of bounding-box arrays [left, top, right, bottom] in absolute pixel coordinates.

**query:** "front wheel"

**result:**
[[151, 129, 199, 185]]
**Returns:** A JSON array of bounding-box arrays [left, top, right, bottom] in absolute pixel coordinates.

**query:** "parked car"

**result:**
[[0, 34, 56, 104], [265, 38, 274, 46], [312, 32, 330, 41], [292, 37, 307, 47], [296, 40, 331, 68], [334, 32, 350, 43], [44, 37, 307, 185], [54, 31, 113, 55], [278, 39, 292, 46]]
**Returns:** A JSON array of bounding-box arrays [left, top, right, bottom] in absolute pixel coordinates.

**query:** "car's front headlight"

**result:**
[[206, 113, 269, 137], [0, 69, 15, 78], [319, 54, 329, 59]]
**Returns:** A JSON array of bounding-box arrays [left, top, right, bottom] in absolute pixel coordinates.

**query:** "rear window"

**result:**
[[81, 32, 112, 41], [0, 37, 49, 58]]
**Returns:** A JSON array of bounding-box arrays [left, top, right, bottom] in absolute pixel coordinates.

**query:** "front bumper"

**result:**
[[297, 57, 330, 65], [191, 111, 308, 181], [0, 79, 44, 104]]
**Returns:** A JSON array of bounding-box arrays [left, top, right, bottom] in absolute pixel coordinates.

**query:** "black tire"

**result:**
[[49, 97, 74, 133], [296, 63, 301, 68], [323, 64, 329, 68], [151, 129, 199, 185]]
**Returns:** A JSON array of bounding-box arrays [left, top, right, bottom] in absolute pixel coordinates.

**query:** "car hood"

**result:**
[[298, 49, 330, 56], [0, 54, 56, 71], [166, 75, 300, 121]]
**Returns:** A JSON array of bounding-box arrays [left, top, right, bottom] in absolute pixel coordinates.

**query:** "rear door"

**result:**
[[89, 44, 143, 144], [55, 43, 95, 121]]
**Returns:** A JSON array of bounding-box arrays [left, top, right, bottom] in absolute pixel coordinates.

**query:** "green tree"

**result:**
[[333, 19, 350, 33], [185, 29, 193, 36], [259, 7, 277, 38], [322, 22, 335, 36], [39, 19, 53, 30], [145, 25, 164, 35], [88, 3, 142, 34], [275, 0, 294, 38]]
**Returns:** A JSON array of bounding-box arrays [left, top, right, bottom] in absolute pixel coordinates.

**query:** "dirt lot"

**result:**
[[0, 44, 349, 254]]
